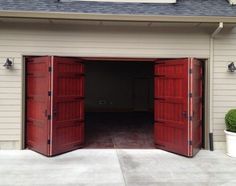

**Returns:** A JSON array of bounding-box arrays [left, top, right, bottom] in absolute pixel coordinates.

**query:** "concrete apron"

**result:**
[[0, 149, 236, 186]]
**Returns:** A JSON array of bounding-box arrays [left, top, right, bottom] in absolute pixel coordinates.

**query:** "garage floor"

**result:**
[[85, 112, 154, 149], [0, 149, 236, 186]]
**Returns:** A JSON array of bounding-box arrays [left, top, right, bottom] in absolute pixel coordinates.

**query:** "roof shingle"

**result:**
[[0, 0, 236, 17]]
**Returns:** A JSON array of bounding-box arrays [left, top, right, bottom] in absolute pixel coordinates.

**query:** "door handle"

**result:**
[[53, 109, 57, 117], [182, 111, 188, 119]]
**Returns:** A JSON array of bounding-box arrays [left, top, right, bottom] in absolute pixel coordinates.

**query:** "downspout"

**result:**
[[209, 22, 224, 151]]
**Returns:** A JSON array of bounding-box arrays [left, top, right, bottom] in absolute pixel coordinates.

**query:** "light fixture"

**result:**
[[3, 58, 13, 69], [228, 62, 236, 72]]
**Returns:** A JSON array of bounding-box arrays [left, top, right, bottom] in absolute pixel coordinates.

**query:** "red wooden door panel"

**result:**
[[154, 59, 189, 156], [189, 58, 203, 156], [154, 58, 203, 157], [51, 57, 85, 156], [26, 56, 52, 156]]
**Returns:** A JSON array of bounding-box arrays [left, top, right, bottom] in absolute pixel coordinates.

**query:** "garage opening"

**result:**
[[24, 56, 205, 157], [84, 61, 155, 149]]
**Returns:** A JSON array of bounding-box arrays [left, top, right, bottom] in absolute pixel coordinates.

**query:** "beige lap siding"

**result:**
[[0, 20, 215, 150], [213, 27, 236, 150], [0, 56, 22, 149]]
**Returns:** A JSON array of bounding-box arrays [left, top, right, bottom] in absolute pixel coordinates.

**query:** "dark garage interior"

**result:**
[[84, 61, 155, 148]]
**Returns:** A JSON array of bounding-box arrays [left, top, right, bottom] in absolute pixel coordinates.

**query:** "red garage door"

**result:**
[[26, 57, 52, 155], [26, 56, 84, 156], [154, 58, 202, 157]]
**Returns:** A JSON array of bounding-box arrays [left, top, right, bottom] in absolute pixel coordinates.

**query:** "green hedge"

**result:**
[[225, 109, 236, 132]]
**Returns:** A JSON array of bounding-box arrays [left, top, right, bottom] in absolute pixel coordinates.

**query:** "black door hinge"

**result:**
[[48, 115, 51, 120], [47, 139, 51, 145], [48, 66, 52, 72], [189, 69, 192, 74], [189, 140, 192, 146], [189, 116, 193, 121], [48, 91, 51, 96], [189, 93, 193, 97]]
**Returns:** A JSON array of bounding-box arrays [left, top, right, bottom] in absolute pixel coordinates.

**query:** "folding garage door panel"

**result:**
[[51, 57, 85, 155], [26, 57, 52, 156], [154, 59, 189, 156], [189, 59, 203, 156]]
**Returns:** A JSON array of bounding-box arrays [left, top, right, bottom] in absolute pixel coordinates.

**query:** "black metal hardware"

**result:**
[[189, 116, 193, 121], [189, 140, 192, 146], [209, 133, 214, 151], [182, 111, 187, 119], [53, 109, 57, 117], [3, 58, 13, 69], [228, 62, 236, 72]]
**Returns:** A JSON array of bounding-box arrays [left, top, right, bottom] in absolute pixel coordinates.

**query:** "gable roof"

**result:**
[[0, 0, 236, 17]]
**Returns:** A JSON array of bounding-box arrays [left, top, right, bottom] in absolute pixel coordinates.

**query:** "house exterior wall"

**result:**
[[213, 26, 236, 150], [0, 20, 233, 150]]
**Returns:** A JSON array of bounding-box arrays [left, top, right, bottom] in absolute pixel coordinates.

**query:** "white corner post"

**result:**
[[209, 22, 224, 150]]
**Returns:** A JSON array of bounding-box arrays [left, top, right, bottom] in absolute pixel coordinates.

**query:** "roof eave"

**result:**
[[1, 10, 236, 23]]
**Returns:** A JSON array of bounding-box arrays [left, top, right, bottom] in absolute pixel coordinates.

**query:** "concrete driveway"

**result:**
[[0, 149, 236, 186]]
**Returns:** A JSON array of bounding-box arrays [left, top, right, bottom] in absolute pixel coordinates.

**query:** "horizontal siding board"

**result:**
[[0, 94, 21, 99], [213, 136, 225, 142], [214, 67, 230, 73], [213, 84, 236, 90], [0, 135, 20, 141], [0, 117, 21, 123], [0, 30, 209, 40], [0, 82, 21, 88], [0, 87, 21, 93], [213, 112, 227, 118], [0, 48, 209, 57], [0, 70, 22, 76], [0, 76, 21, 82], [0, 111, 21, 117], [0, 129, 21, 135], [0, 141, 20, 149], [0, 41, 210, 50], [213, 107, 235, 113], [214, 96, 236, 101], [214, 101, 236, 107], [215, 44, 236, 50], [0, 37, 209, 46], [214, 56, 236, 61], [213, 79, 236, 85], [213, 125, 225, 130], [0, 99, 21, 105], [0, 124, 21, 129], [0, 105, 21, 111], [213, 90, 236, 96], [213, 73, 236, 79]]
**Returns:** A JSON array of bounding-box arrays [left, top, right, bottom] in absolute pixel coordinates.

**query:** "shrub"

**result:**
[[225, 109, 236, 132]]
